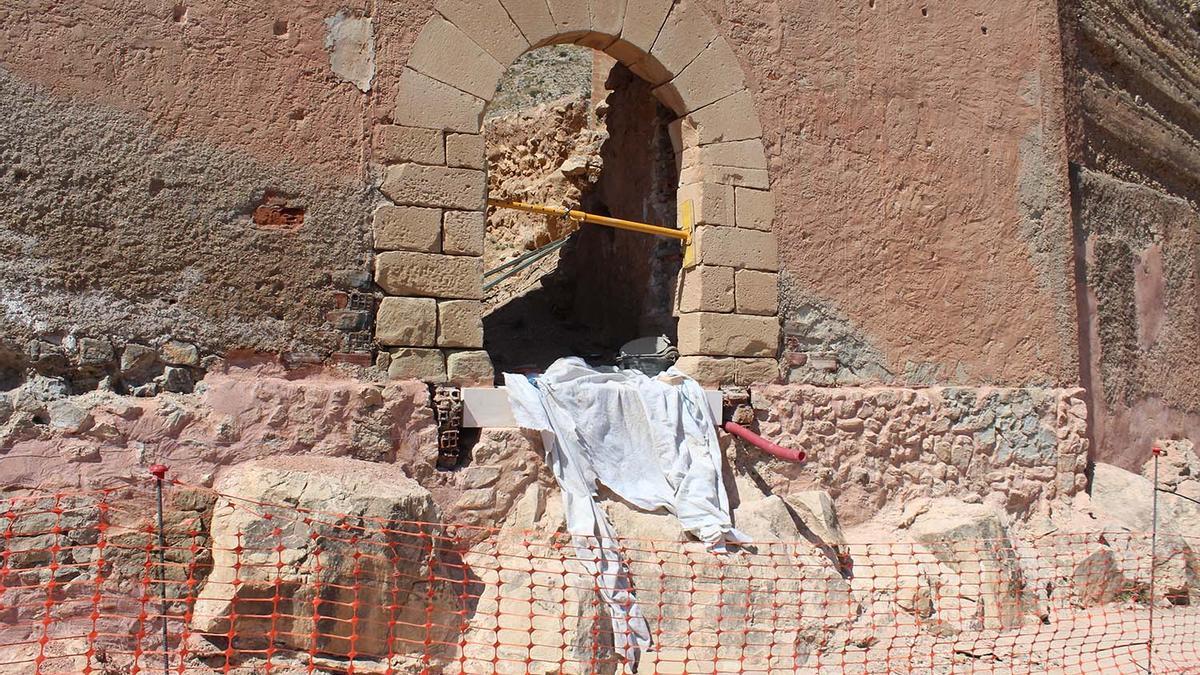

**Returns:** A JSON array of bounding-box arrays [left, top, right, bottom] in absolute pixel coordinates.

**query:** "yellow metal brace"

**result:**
[[487, 198, 691, 244]]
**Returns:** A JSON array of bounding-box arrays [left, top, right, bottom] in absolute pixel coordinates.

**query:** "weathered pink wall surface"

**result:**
[[0, 0, 1079, 388], [717, 0, 1078, 387]]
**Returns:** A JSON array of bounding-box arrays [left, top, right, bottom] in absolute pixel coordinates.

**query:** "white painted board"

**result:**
[[462, 387, 723, 428]]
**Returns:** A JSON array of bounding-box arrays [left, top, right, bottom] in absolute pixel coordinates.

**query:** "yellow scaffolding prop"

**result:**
[[486, 198, 691, 243]]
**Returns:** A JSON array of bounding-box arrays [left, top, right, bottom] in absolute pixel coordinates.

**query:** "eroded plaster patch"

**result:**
[[325, 11, 375, 93]]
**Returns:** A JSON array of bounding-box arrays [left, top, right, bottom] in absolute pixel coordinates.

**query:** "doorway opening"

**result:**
[[482, 47, 681, 374]]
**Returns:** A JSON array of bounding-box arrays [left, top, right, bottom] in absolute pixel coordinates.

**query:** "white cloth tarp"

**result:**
[[504, 357, 749, 668]]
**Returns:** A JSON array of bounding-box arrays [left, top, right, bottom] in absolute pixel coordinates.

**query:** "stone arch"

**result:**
[[374, 0, 780, 386]]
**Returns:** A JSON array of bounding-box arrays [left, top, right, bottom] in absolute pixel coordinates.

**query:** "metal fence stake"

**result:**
[[149, 464, 170, 675], [1148, 445, 1161, 674]]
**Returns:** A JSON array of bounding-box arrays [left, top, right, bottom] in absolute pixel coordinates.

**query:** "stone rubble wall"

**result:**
[[747, 384, 1091, 526]]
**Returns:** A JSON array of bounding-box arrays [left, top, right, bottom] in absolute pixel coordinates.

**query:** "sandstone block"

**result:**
[[375, 251, 483, 299], [438, 300, 484, 348], [394, 68, 486, 133], [734, 187, 774, 231], [375, 297, 437, 346], [681, 163, 769, 189], [380, 163, 485, 210], [651, 81, 685, 116], [499, 0, 558, 47], [674, 357, 779, 386], [192, 458, 451, 657], [909, 499, 1031, 629], [436, 0, 529, 64], [577, 29, 618, 50], [407, 16, 506, 101], [784, 491, 846, 548], [589, 0, 624, 36], [734, 269, 778, 315], [680, 89, 763, 145], [677, 181, 733, 226], [545, 0, 591, 40], [375, 125, 444, 165], [447, 350, 495, 386], [387, 347, 446, 382], [660, 38, 745, 114], [446, 133, 485, 169], [649, 1, 716, 79], [625, 52, 673, 87], [677, 312, 779, 357], [678, 265, 734, 313], [619, 0, 674, 53], [693, 225, 778, 271], [442, 210, 486, 255], [687, 139, 767, 171], [372, 205, 442, 252]]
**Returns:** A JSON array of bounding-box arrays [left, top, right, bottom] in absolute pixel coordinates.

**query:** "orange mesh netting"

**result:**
[[2, 483, 1198, 674]]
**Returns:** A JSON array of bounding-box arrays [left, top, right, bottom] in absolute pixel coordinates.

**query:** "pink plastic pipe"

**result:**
[[721, 421, 806, 463]]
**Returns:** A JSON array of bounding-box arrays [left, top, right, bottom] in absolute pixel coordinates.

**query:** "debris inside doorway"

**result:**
[[483, 50, 680, 374]]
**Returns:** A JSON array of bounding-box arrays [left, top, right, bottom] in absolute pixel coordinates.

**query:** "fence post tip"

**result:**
[[148, 464, 169, 481]]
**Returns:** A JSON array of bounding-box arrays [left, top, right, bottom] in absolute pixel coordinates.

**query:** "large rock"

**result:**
[[1144, 439, 1200, 490], [191, 457, 457, 660], [907, 499, 1033, 629], [1091, 462, 1200, 603]]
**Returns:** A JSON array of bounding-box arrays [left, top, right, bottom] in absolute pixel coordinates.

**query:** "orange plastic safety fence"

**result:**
[[2, 484, 1198, 674]]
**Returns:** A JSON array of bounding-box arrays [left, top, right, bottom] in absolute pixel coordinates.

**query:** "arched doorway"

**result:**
[[374, 0, 781, 386]]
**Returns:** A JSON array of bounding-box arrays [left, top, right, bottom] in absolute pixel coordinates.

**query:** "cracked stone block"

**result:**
[[394, 68, 486, 133], [674, 356, 779, 386], [677, 89, 763, 145], [498, 0, 558, 47], [436, 0, 529, 65], [657, 38, 745, 115], [649, 0, 715, 78], [407, 16, 505, 101]]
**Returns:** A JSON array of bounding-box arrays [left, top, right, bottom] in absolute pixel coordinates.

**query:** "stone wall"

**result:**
[[748, 385, 1090, 526], [0, 0, 1091, 391], [1064, 0, 1200, 469]]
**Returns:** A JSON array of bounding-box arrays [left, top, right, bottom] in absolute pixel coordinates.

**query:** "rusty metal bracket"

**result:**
[[433, 385, 464, 469]]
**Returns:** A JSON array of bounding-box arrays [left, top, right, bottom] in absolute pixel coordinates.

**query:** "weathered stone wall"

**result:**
[[0, 0, 1084, 390], [1063, 0, 1200, 469], [761, 0, 1078, 388], [0, 1, 423, 374], [749, 385, 1090, 526]]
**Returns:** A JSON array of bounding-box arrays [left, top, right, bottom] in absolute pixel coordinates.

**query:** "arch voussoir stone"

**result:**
[[436, 0, 529, 64], [379, 1, 783, 385], [498, 0, 558, 47], [648, 0, 715, 84], [654, 38, 744, 115], [408, 16, 506, 102]]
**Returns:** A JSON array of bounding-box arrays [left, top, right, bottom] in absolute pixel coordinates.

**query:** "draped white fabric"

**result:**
[[504, 358, 749, 668]]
